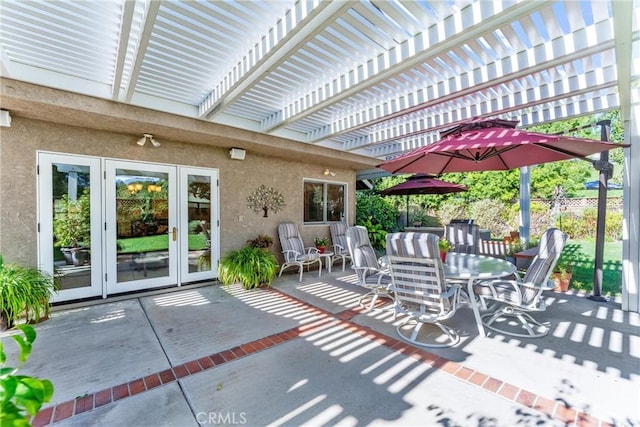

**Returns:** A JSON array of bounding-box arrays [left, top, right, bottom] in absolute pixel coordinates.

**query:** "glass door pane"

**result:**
[[106, 161, 177, 294], [180, 167, 218, 282], [38, 153, 102, 302]]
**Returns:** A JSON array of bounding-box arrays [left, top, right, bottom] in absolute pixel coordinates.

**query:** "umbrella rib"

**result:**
[[392, 153, 426, 174], [536, 142, 592, 159]]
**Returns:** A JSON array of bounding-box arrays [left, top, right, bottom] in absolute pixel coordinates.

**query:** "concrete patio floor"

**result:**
[[2, 269, 638, 426]]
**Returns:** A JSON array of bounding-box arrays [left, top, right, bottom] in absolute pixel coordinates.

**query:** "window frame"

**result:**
[[302, 179, 347, 224]]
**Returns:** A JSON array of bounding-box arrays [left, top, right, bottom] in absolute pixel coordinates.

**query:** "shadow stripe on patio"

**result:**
[[32, 287, 606, 427]]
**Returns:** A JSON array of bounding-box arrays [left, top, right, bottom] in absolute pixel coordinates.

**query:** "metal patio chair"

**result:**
[[386, 232, 462, 347], [473, 228, 568, 338], [329, 222, 351, 272], [345, 226, 393, 311], [277, 223, 322, 282], [444, 222, 480, 254]]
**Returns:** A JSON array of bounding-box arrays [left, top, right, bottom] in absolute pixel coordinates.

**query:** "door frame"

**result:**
[[179, 166, 220, 284], [37, 152, 103, 302], [105, 160, 178, 295], [37, 154, 220, 302]]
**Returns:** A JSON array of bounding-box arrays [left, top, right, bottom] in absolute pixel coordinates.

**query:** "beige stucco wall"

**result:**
[[0, 116, 356, 267]]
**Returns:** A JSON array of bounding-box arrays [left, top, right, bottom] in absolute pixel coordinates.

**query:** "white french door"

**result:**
[[105, 160, 178, 294], [38, 154, 219, 302], [38, 153, 103, 302], [180, 167, 219, 283]]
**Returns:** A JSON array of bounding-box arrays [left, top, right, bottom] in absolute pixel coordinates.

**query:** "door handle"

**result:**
[[172, 227, 177, 241]]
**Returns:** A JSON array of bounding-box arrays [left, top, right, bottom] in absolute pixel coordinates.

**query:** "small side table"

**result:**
[[514, 246, 538, 270], [319, 252, 334, 273]]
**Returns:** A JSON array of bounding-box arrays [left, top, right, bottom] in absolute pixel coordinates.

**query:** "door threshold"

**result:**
[[50, 280, 219, 312]]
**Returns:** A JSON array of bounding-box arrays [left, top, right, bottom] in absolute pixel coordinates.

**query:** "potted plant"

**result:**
[[247, 234, 274, 250], [552, 259, 573, 292], [315, 237, 330, 254], [438, 238, 452, 262], [218, 245, 278, 289], [53, 190, 91, 266], [504, 238, 523, 265], [0, 255, 58, 330]]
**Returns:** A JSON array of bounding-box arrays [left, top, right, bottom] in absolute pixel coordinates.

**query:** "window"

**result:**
[[303, 180, 346, 223]]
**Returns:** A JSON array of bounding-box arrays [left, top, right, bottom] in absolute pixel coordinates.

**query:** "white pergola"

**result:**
[[0, 0, 638, 311]]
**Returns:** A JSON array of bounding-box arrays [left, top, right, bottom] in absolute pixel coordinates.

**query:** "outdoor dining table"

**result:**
[[443, 252, 517, 337]]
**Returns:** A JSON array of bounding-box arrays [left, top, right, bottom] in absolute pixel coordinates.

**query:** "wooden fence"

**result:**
[[533, 197, 622, 213]]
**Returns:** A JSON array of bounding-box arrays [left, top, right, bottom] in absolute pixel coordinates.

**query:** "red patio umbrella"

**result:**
[[380, 174, 467, 196], [378, 118, 626, 175], [380, 174, 467, 226]]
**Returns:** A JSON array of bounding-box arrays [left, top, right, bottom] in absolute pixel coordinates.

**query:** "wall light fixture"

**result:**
[[137, 133, 160, 147]]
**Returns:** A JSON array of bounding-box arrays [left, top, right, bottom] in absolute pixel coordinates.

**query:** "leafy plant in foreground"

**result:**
[[0, 256, 58, 330], [218, 246, 278, 289], [1, 324, 54, 426]]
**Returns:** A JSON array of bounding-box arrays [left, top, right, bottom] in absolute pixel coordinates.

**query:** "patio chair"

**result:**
[[473, 227, 568, 338], [345, 226, 393, 310], [277, 223, 322, 282], [444, 222, 480, 254], [329, 222, 351, 271], [386, 232, 462, 347]]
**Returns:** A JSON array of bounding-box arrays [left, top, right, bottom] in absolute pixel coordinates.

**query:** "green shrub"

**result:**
[[359, 217, 387, 251], [468, 199, 510, 238], [0, 325, 54, 425], [355, 192, 397, 232], [0, 256, 58, 330], [557, 212, 582, 239], [53, 189, 91, 248], [605, 212, 623, 241], [556, 209, 622, 241], [218, 246, 278, 289], [437, 200, 467, 226]]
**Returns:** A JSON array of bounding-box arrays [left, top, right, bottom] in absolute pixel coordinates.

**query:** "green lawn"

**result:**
[[117, 234, 208, 253], [561, 239, 622, 296], [573, 189, 623, 198]]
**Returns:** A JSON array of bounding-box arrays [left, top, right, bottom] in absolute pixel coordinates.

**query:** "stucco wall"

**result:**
[[0, 116, 356, 266]]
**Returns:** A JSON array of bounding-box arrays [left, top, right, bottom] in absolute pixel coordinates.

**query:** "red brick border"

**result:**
[[32, 286, 607, 427]]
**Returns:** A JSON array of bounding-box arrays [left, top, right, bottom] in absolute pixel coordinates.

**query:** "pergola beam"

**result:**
[[260, 0, 549, 133], [198, 1, 351, 120], [124, 1, 161, 103]]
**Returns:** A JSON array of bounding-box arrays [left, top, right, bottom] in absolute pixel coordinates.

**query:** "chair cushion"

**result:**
[[330, 222, 349, 256], [278, 223, 305, 255], [444, 223, 480, 254], [348, 226, 379, 271]]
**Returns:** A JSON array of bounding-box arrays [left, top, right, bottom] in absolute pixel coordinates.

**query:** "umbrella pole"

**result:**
[[590, 120, 611, 302], [406, 195, 409, 227]]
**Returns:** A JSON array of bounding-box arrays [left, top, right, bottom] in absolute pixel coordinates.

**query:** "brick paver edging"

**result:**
[[32, 288, 611, 427]]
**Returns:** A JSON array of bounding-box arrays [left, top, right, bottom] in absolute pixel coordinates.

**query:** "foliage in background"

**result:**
[[0, 325, 54, 426], [467, 199, 511, 238], [359, 217, 387, 251], [0, 256, 58, 330], [530, 160, 592, 198], [435, 200, 467, 226], [53, 189, 91, 248], [442, 170, 520, 203], [526, 109, 625, 184], [355, 192, 398, 232], [529, 201, 555, 238], [557, 209, 622, 241], [218, 246, 278, 289]]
